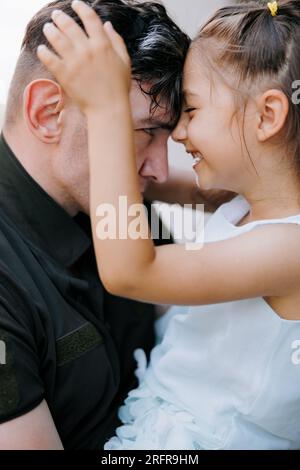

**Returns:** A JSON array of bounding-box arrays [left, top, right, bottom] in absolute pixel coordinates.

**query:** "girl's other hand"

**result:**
[[37, 0, 132, 114]]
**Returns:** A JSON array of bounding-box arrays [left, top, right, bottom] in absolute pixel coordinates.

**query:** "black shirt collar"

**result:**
[[0, 133, 91, 267]]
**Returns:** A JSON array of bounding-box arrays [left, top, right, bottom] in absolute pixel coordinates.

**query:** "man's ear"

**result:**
[[256, 89, 289, 143], [23, 79, 65, 144]]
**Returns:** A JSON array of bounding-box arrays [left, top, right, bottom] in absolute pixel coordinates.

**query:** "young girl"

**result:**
[[38, 0, 300, 449]]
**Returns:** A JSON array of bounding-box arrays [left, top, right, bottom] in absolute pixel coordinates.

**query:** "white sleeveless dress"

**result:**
[[104, 196, 300, 450]]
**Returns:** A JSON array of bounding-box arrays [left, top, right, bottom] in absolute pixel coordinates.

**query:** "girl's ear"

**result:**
[[255, 89, 289, 142]]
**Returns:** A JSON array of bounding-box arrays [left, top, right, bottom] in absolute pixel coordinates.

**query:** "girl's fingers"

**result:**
[[51, 9, 88, 43], [103, 22, 131, 66], [37, 45, 62, 77], [43, 22, 73, 58], [71, 0, 105, 40]]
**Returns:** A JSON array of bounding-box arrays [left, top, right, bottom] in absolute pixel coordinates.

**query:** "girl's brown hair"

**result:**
[[193, 0, 300, 169]]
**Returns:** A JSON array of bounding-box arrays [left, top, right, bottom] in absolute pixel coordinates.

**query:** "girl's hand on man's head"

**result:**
[[37, 0, 132, 115]]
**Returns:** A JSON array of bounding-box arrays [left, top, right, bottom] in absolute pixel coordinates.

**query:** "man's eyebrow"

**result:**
[[139, 118, 175, 130]]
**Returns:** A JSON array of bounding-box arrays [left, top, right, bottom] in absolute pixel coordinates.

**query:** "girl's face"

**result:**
[[172, 48, 257, 193]]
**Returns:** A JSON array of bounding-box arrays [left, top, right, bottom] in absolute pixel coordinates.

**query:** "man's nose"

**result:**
[[139, 145, 169, 184]]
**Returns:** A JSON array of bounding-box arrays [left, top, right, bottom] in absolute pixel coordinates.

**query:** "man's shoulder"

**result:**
[[0, 209, 33, 271], [0, 206, 25, 244], [0, 209, 40, 314]]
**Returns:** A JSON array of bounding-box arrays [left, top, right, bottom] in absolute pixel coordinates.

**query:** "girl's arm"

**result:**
[[38, 1, 300, 306]]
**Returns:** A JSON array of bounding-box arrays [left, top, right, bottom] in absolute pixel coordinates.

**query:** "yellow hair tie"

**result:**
[[267, 1, 278, 17]]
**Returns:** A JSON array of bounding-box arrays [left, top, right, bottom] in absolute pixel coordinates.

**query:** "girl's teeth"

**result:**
[[193, 156, 203, 165]]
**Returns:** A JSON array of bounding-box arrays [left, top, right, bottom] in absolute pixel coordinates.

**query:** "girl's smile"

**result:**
[[192, 152, 204, 170]]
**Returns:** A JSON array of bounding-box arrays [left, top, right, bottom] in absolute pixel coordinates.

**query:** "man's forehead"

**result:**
[[130, 80, 176, 129]]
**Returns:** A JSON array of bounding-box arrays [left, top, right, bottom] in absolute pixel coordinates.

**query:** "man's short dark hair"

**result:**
[[5, 0, 191, 127]]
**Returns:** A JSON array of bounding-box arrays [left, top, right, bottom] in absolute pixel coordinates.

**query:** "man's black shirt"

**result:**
[[0, 134, 169, 449]]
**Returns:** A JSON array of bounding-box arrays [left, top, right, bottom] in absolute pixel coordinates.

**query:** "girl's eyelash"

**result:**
[[184, 107, 196, 113]]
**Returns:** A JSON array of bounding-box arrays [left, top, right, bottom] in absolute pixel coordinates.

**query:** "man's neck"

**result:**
[[3, 126, 80, 217]]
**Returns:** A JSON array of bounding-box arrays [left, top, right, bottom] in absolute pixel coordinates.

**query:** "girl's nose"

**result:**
[[171, 114, 188, 143]]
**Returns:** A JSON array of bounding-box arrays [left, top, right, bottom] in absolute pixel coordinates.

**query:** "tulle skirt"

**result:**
[[104, 349, 205, 451]]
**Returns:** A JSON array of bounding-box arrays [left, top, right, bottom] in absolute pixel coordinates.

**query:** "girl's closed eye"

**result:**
[[184, 107, 197, 116]]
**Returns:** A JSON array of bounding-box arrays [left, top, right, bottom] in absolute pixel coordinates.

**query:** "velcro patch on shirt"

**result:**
[[0, 330, 20, 416], [56, 323, 103, 367]]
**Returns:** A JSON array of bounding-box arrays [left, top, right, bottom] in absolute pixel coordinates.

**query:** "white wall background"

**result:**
[[0, 1, 228, 166], [0, 2, 48, 108]]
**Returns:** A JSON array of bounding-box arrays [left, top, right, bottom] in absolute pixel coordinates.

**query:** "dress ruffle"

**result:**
[[104, 349, 204, 450]]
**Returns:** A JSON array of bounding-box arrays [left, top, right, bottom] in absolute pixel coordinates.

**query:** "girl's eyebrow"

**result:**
[[183, 90, 199, 98]]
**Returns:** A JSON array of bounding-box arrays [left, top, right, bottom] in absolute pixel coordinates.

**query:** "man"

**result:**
[[0, 0, 190, 449]]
